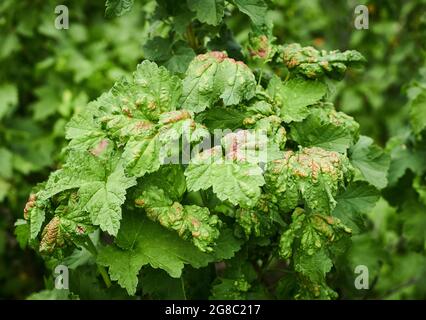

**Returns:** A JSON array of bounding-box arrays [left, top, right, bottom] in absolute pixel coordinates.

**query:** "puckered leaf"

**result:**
[[235, 193, 284, 237], [349, 135, 390, 189], [98, 212, 241, 295], [185, 144, 265, 208], [38, 151, 136, 236], [133, 165, 221, 252], [122, 110, 209, 177], [265, 147, 353, 214], [289, 105, 359, 153], [279, 208, 351, 299], [39, 194, 95, 253], [280, 43, 365, 79], [180, 52, 256, 112], [187, 0, 225, 25]]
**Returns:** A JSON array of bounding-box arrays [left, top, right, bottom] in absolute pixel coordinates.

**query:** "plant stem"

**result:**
[[180, 276, 187, 300], [82, 235, 112, 288], [98, 265, 112, 288]]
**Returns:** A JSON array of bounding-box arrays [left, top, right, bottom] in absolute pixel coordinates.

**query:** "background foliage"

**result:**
[[0, 0, 425, 299]]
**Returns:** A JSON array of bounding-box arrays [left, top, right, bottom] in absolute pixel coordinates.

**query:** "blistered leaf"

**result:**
[[279, 208, 351, 299], [122, 110, 208, 177], [180, 52, 256, 112], [38, 152, 136, 236], [185, 144, 265, 208], [133, 166, 221, 252], [280, 43, 365, 79], [98, 212, 241, 295], [265, 147, 353, 213]]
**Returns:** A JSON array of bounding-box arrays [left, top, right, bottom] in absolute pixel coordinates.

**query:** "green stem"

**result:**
[[180, 277, 187, 300], [84, 236, 98, 255], [98, 265, 112, 288], [186, 24, 197, 51], [82, 236, 112, 288], [257, 68, 264, 86]]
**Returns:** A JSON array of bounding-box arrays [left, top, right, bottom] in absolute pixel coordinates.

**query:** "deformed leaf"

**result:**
[[180, 52, 256, 112]]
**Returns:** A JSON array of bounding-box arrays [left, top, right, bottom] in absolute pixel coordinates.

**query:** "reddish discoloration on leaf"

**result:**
[[76, 225, 85, 235], [90, 139, 109, 156], [161, 110, 192, 125]]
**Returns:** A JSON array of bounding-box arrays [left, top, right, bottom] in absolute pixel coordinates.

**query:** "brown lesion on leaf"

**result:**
[[122, 107, 133, 118], [207, 51, 228, 62], [134, 198, 145, 207], [135, 120, 154, 131], [148, 101, 156, 111], [24, 194, 37, 220], [40, 216, 62, 253], [161, 110, 192, 125], [76, 225, 85, 235]]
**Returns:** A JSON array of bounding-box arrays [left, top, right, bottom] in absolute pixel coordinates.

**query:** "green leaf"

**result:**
[[105, 0, 134, 18], [410, 90, 426, 135], [0, 83, 18, 120], [65, 108, 107, 151], [349, 136, 390, 189], [140, 269, 185, 299], [268, 76, 327, 123], [333, 182, 380, 233], [142, 36, 172, 62], [386, 135, 426, 185], [197, 107, 247, 130], [0, 148, 13, 179], [29, 205, 45, 240], [164, 43, 196, 74], [0, 178, 10, 202], [185, 146, 265, 208], [289, 105, 359, 153], [14, 219, 30, 249], [97, 212, 213, 295], [210, 277, 251, 299], [187, 0, 225, 25], [233, 0, 268, 27], [180, 52, 256, 112], [39, 152, 136, 236], [133, 166, 221, 252]]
